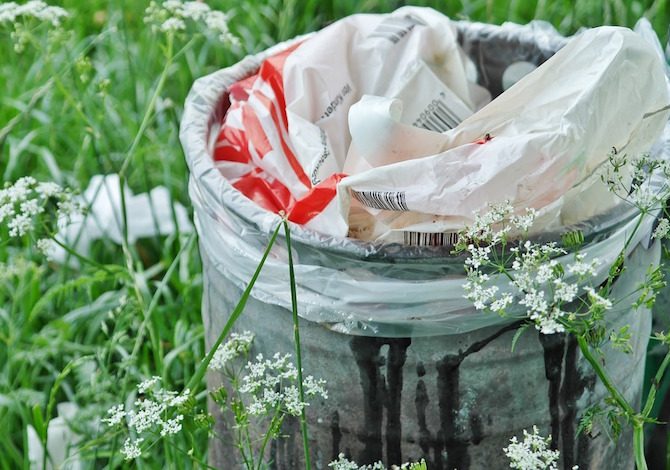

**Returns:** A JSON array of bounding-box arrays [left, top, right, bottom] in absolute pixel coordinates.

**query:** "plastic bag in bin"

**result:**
[[212, 6, 670, 245]]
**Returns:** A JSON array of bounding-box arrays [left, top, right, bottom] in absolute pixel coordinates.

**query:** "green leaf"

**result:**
[[32, 404, 45, 441], [185, 221, 282, 393], [561, 230, 584, 250], [510, 322, 531, 353]]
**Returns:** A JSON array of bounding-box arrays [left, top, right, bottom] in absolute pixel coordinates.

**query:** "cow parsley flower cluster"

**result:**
[[0, 177, 81, 253], [503, 426, 567, 470], [101, 377, 190, 460], [144, 0, 238, 45], [328, 454, 428, 470], [462, 201, 515, 244], [121, 438, 143, 460], [0, 1, 69, 26], [460, 203, 610, 335], [603, 151, 670, 213], [209, 330, 254, 370], [653, 218, 670, 240], [240, 352, 327, 417], [329, 456, 385, 470], [0, 1, 70, 52]]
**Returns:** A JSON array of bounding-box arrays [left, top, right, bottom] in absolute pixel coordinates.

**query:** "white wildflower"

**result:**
[[120, 437, 143, 461], [20, 198, 43, 217], [539, 243, 565, 256], [583, 287, 613, 310], [162, 0, 183, 12], [535, 311, 566, 335], [167, 388, 190, 407], [490, 292, 514, 313], [553, 280, 578, 304], [56, 197, 80, 218], [209, 331, 254, 370], [204, 10, 237, 44], [653, 218, 670, 240], [137, 376, 161, 394], [464, 273, 499, 310], [328, 454, 386, 470], [1, 178, 80, 239], [567, 254, 598, 277], [303, 375, 328, 400], [2, 177, 32, 203], [143, 0, 237, 44], [0, 203, 14, 224], [536, 261, 558, 284], [240, 352, 327, 416], [102, 404, 126, 427], [465, 201, 514, 243], [36, 238, 55, 260], [160, 17, 185, 32], [465, 244, 491, 269], [8, 213, 31, 237], [520, 290, 548, 317], [160, 414, 184, 436], [512, 270, 534, 292], [504, 426, 560, 470], [181, 1, 210, 20], [127, 398, 166, 433], [0, 1, 69, 27], [630, 185, 662, 210], [511, 208, 537, 232], [154, 387, 178, 404], [0, 3, 19, 23], [247, 400, 265, 415], [329, 454, 360, 470], [282, 386, 306, 416]]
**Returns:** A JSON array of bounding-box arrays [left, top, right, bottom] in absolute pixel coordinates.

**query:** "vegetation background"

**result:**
[[1, 0, 669, 468]]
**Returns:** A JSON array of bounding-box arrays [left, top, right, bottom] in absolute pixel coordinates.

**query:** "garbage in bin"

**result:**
[[211, 6, 670, 244], [180, 8, 670, 469]]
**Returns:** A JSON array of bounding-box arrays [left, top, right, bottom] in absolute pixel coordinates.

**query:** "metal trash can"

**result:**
[[181, 17, 669, 470]]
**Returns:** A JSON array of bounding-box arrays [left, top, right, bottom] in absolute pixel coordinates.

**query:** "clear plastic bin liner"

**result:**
[[181, 17, 670, 337]]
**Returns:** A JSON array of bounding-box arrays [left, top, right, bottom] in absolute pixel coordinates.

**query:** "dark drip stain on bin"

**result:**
[[561, 335, 595, 469], [435, 322, 521, 469], [350, 337, 411, 465], [351, 323, 519, 469], [539, 332, 566, 450], [539, 332, 596, 470], [331, 410, 342, 459]]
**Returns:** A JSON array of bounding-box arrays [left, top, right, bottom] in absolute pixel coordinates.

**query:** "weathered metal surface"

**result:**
[[203, 242, 655, 469]]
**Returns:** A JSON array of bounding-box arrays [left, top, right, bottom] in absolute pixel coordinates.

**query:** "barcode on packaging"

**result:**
[[413, 96, 463, 132], [403, 231, 460, 247], [352, 190, 409, 211]]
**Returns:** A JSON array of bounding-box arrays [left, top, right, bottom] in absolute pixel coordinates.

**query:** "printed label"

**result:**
[[412, 92, 463, 132], [403, 231, 460, 247], [320, 83, 352, 120], [351, 190, 409, 211], [310, 128, 330, 185], [368, 15, 425, 44]]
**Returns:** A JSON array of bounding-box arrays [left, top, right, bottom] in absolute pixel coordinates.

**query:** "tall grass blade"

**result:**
[[283, 219, 312, 470], [185, 221, 282, 393]]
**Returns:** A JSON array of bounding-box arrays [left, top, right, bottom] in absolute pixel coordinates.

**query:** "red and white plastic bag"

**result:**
[[213, 6, 670, 244]]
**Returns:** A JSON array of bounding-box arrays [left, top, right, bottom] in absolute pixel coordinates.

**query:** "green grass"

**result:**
[[1, 0, 669, 468]]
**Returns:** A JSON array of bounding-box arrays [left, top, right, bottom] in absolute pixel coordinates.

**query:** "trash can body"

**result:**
[[201, 240, 656, 469]]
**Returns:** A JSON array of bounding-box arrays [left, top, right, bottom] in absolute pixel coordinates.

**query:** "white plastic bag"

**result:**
[[213, 8, 670, 245], [336, 24, 670, 243]]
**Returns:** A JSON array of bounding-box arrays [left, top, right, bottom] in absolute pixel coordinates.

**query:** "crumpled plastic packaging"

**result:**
[[211, 7, 670, 245], [27, 402, 81, 470], [48, 174, 192, 265], [181, 14, 670, 336]]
